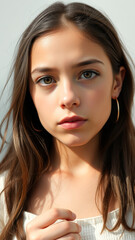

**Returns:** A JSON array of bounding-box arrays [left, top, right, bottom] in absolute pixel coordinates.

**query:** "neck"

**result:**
[[52, 136, 102, 176]]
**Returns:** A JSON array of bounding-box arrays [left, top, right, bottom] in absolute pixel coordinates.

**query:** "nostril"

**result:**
[[59, 94, 80, 109]]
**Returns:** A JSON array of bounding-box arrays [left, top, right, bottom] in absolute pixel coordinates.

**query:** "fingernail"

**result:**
[[72, 212, 76, 218]]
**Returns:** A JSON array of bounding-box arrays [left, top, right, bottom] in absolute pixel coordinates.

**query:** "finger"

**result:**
[[41, 220, 81, 240], [30, 208, 76, 229], [57, 233, 81, 240]]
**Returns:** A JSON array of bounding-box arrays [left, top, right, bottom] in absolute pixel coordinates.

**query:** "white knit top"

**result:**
[[1, 172, 135, 239], [23, 209, 135, 240]]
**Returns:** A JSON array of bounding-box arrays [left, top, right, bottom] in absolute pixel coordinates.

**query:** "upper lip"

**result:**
[[58, 115, 87, 124]]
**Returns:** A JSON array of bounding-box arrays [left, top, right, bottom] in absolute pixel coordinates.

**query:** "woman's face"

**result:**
[[29, 24, 123, 147]]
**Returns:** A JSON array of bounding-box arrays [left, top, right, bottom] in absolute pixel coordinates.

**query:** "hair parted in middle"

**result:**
[[0, 2, 135, 240]]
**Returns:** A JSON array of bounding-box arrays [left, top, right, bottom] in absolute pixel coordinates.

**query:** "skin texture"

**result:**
[[30, 24, 124, 158], [27, 23, 125, 239]]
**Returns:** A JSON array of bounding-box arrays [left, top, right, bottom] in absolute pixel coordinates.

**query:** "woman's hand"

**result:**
[[26, 208, 81, 240]]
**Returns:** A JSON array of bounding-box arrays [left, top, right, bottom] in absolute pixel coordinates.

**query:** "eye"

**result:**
[[36, 76, 55, 86], [79, 70, 99, 80]]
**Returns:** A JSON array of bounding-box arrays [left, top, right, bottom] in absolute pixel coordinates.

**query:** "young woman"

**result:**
[[0, 2, 135, 240]]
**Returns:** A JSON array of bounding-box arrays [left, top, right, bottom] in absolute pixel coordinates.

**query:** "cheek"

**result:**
[[86, 85, 112, 119], [30, 87, 52, 122]]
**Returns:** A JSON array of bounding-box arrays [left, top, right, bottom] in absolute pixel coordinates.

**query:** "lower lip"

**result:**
[[58, 120, 87, 130]]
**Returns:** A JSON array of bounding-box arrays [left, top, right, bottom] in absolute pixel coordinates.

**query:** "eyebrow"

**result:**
[[31, 59, 104, 75]]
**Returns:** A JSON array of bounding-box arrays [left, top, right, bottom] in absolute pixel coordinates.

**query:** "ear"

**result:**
[[111, 66, 126, 99]]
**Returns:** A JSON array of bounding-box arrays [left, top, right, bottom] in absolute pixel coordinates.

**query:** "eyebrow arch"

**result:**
[[72, 59, 104, 68], [31, 59, 104, 75]]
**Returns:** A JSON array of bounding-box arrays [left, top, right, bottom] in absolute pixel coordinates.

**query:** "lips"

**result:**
[[58, 115, 87, 130], [58, 115, 86, 124]]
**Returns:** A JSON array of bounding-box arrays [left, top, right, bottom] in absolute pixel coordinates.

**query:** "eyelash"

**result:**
[[35, 70, 99, 86], [36, 75, 55, 86], [79, 70, 99, 80]]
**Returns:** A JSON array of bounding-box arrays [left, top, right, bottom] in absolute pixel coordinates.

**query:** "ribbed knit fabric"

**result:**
[[23, 209, 135, 240]]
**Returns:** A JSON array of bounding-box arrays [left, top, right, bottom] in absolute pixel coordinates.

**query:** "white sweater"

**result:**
[[0, 172, 135, 240]]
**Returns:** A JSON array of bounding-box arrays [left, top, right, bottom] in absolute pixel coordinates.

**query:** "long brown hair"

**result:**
[[0, 2, 135, 239]]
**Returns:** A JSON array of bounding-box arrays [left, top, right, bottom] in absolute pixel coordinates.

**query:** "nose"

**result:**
[[59, 78, 80, 109]]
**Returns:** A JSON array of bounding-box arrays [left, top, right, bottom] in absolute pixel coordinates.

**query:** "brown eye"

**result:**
[[83, 72, 92, 78], [37, 76, 55, 86], [80, 70, 99, 80]]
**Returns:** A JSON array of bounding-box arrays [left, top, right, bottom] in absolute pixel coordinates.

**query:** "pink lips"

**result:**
[[58, 116, 87, 130]]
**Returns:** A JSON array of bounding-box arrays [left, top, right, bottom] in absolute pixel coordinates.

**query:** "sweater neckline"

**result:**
[[24, 208, 119, 223]]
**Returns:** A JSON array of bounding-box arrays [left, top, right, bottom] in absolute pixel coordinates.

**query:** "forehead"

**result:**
[[30, 24, 110, 70]]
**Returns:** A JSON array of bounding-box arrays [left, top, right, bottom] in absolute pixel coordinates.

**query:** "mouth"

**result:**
[[58, 115, 87, 130]]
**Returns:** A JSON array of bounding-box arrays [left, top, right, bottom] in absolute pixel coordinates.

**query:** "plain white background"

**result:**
[[0, 0, 135, 160]]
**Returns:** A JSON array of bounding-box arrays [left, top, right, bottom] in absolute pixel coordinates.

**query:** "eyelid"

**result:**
[[35, 75, 55, 84], [32, 69, 100, 84], [78, 69, 100, 78]]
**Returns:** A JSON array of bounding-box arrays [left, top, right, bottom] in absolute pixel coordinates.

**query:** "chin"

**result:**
[[58, 137, 93, 148]]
